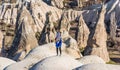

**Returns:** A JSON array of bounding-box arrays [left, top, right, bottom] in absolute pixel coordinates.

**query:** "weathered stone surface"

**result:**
[[51, 0, 64, 9], [64, 9, 83, 22], [39, 12, 56, 44], [84, 5, 110, 62], [30, 56, 83, 70], [7, 7, 38, 60], [5, 43, 82, 70], [0, 3, 17, 25], [79, 55, 105, 65], [74, 63, 120, 70], [60, 29, 82, 58], [77, 15, 90, 48], [0, 32, 2, 56], [0, 57, 16, 70], [0, 31, 3, 49]]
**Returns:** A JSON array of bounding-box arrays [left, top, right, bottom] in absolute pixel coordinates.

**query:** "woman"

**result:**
[[55, 28, 62, 56]]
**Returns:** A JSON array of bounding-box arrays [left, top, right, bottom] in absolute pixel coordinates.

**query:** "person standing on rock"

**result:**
[[55, 28, 62, 56]]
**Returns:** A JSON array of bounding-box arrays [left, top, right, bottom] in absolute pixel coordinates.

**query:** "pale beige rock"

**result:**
[[16, 7, 38, 53], [64, 9, 83, 22], [84, 5, 110, 62], [60, 15, 71, 31], [0, 57, 16, 70], [4, 9, 11, 24], [30, 56, 83, 70], [77, 15, 90, 48], [51, 0, 64, 9], [77, 0, 83, 8], [79, 55, 105, 65], [60, 29, 82, 58], [7, 7, 38, 59], [11, 8, 17, 24], [0, 31, 3, 49], [30, 0, 62, 32], [5, 43, 81, 70], [0, 3, 17, 25], [74, 63, 120, 70], [0, 31, 3, 56]]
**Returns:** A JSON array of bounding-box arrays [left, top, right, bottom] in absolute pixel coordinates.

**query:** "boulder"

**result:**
[[74, 63, 120, 70], [30, 56, 83, 70], [79, 55, 105, 65], [0, 57, 16, 70]]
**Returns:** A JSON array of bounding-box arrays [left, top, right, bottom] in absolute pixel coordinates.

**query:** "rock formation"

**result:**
[[51, 0, 64, 9], [39, 12, 56, 45], [0, 31, 3, 56], [110, 12, 117, 41], [77, 15, 90, 48], [79, 55, 105, 65], [1, 0, 120, 70], [0, 3, 17, 25], [0, 31, 3, 50], [7, 7, 38, 60], [83, 5, 110, 62]]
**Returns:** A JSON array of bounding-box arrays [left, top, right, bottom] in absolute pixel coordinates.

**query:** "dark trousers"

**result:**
[[56, 47, 62, 56]]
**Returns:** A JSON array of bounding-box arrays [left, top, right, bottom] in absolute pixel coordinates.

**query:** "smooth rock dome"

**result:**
[[30, 55, 83, 70]]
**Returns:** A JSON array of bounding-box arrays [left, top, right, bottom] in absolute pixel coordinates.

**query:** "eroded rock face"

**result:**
[[77, 15, 90, 48], [84, 5, 110, 62], [7, 7, 38, 60], [39, 12, 56, 45], [51, 0, 64, 9], [0, 0, 63, 60], [0, 3, 17, 25], [64, 9, 83, 22], [0, 31, 3, 56], [0, 31, 3, 49], [59, 15, 82, 58], [30, 0, 62, 32]]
